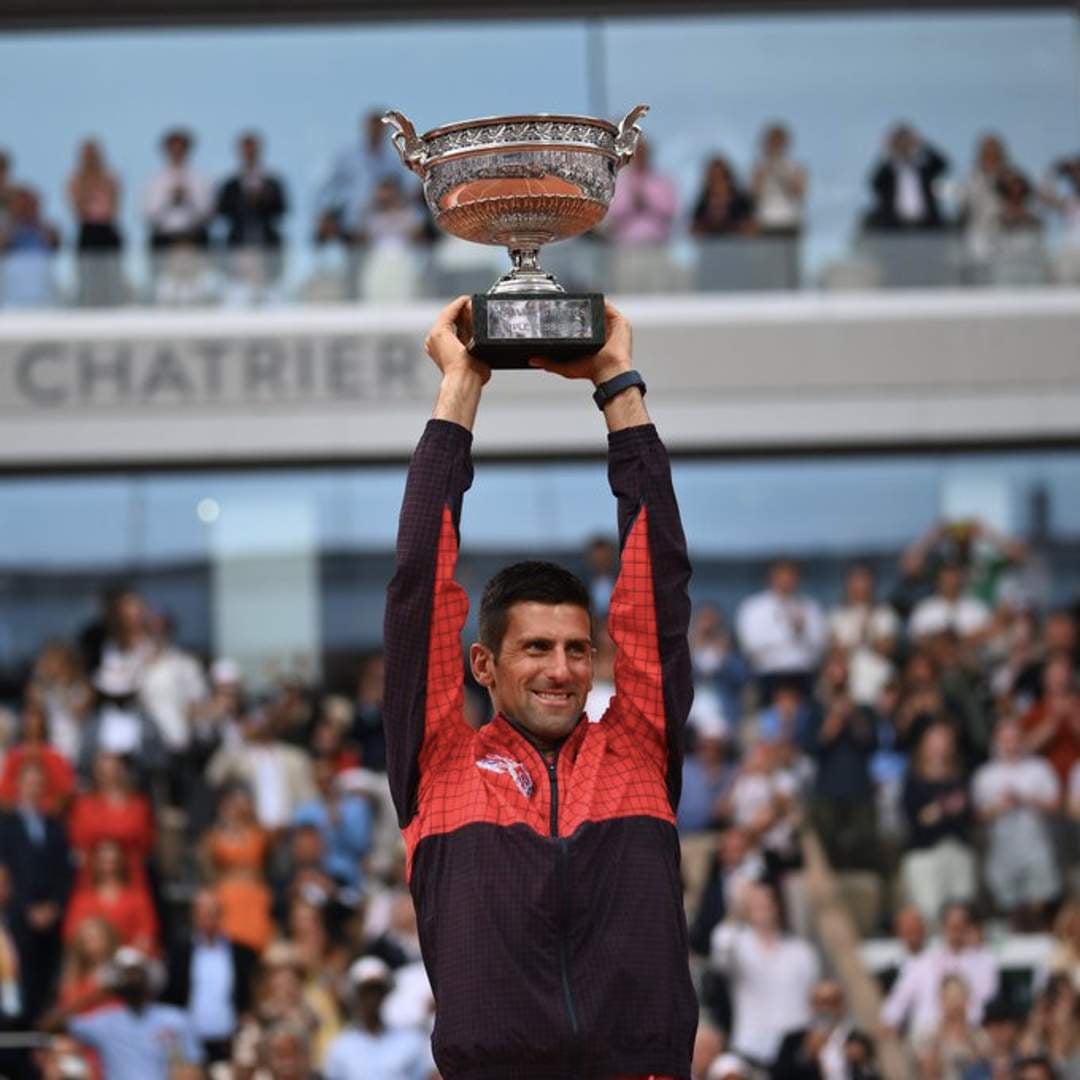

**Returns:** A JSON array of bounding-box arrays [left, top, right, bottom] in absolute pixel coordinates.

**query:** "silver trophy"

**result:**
[[383, 105, 648, 368]]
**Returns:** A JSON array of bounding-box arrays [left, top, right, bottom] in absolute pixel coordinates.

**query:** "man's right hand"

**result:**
[[425, 296, 491, 385], [427, 296, 490, 431]]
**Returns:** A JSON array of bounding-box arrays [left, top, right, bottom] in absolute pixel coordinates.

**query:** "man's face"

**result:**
[[165, 136, 189, 166], [770, 562, 799, 596], [937, 565, 964, 601], [192, 891, 221, 937], [943, 906, 970, 950], [239, 135, 260, 169], [472, 602, 593, 743]]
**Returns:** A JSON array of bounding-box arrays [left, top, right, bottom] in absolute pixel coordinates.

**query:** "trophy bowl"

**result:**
[[383, 105, 649, 368]]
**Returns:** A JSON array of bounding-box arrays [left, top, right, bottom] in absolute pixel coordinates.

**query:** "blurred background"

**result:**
[[0, 1, 1079, 1078]]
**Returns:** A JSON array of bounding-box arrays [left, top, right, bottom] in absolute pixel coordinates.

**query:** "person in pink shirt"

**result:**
[[604, 139, 678, 245]]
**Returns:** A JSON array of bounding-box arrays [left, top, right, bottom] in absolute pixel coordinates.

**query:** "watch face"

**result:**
[[486, 298, 594, 340]]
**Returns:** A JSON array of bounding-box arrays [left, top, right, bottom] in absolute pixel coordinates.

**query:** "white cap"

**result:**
[[707, 1054, 749, 1080], [211, 658, 242, 685], [347, 955, 392, 988]]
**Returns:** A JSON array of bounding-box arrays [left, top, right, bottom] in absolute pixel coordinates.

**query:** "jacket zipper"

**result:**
[[544, 751, 580, 1040]]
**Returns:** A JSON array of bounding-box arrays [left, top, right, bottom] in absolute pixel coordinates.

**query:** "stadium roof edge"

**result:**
[[0, 0, 1077, 32]]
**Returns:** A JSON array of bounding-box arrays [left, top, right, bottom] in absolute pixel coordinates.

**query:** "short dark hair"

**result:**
[[478, 561, 591, 655]]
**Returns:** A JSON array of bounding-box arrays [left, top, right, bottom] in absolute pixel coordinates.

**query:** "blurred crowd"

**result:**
[[0, 512, 1078, 1078], [2, 112, 1080, 306]]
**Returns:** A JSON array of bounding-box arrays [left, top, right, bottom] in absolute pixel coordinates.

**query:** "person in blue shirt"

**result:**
[[292, 756, 374, 892], [43, 946, 203, 1080]]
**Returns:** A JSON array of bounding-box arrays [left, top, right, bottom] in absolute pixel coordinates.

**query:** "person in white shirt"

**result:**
[[908, 562, 991, 643], [880, 901, 999, 1038], [736, 559, 827, 699], [139, 611, 207, 759], [750, 123, 808, 236], [973, 717, 1061, 923], [828, 562, 900, 706], [710, 881, 821, 1068], [323, 957, 435, 1080], [142, 128, 213, 250]]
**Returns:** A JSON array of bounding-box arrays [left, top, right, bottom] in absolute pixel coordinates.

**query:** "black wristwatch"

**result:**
[[592, 369, 647, 411]]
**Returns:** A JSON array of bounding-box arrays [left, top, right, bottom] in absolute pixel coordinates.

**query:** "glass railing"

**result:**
[[0, 228, 1074, 311]]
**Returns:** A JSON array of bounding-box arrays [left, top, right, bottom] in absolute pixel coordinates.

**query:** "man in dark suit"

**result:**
[[0, 758, 72, 1023], [216, 131, 288, 278], [162, 887, 257, 1065], [772, 979, 856, 1080], [866, 123, 950, 230]]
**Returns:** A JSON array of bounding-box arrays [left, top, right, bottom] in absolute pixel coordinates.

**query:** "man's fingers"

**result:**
[[434, 295, 471, 333]]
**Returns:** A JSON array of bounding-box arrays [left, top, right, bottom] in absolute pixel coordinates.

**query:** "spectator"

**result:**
[[750, 123, 808, 236], [201, 784, 274, 954], [0, 863, 24, 1023], [143, 128, 213, 252], [997, 168, 1042, 232], [323, 956, 435, 1080], [585, 619, 616, 721], [284, 899, 347, 1061], [900, 724, 976, 928], [1020, 653, 1080, 787], [865, 123, 949, 231], [909, 561, 992, 644], [0, 758, 72, 1022], [690, 156, 755, 237], [605, 137, 678, 244], [57, 915, 120, 1080], [961, 996, 1022, 1080], [1012, 1056, 1059, 1080], [689, 826, 767, 958], [0, 148, 13, 231], [316, 109, 401, 245], [357, 176, 426, 302], [913, 973, 983, 1078], [584, 536, 618, 617], [736, 559, 828, 700], [63, 840, 158, 955], [291, 756, 373, 893], [828, 562, 899, 707], [68, 752, 154, 889], [351, 654, 387, 772], [206, 706, 315, 832], [690, 604, 750, 725], [0, 695, 77, 815], [957, 133, 1011, 266], [1017, 975, 1080, 1076], [44, 946, 203, 1078], [1040, 153, 1080, 283], [973, 717, 1061, 927], [725, 739, 803, 876], [710, 881, 821, 1069], [1040, 900, 1080, 995], [30, 641, 93, 765], [0, 185, 60, 308], [801, 648, 878, 870], [881, 902, 999, 1039], [161, 888, 257, 1066], [66, 138, 123, 306], [78, 661, 167, 787], [680, 709, 736, 833], [771, 978, 854, 1080], [217, 130, 288, 253]]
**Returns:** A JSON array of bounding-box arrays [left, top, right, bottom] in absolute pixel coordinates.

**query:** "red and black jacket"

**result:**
[[384, 419, 697, 1080]]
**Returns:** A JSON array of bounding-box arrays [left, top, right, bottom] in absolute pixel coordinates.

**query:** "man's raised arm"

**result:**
[[383, 297, 490, 828], [531, 307, 693, 809]]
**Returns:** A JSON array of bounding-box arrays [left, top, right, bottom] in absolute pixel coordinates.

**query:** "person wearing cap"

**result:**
[[42, 946, 203, 1079], [384, 299, 696, 1078], [705, 1053, 748, 1080], [323, 956, 434, 1080]]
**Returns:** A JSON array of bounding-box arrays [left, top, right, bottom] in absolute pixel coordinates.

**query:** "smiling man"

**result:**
[[383, 295, 696, 1080]]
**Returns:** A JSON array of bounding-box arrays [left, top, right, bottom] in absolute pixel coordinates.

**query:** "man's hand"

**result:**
[[425, 295, 490, 385], [427, 296, 490, 431], [527, 303, 632, 386]]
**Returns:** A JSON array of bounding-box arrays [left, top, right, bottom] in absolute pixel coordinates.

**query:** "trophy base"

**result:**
[[469, 292, 605, 370]]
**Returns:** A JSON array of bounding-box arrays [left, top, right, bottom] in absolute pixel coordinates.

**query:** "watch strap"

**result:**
[[592, 369, 647, 411]]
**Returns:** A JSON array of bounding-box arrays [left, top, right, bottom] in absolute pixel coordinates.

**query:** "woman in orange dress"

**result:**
[[63, 839, 158, 954], [202, 784, 274, 953]]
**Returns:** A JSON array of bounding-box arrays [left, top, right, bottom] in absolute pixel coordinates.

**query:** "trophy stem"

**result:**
[[489, 246, 565, 296]]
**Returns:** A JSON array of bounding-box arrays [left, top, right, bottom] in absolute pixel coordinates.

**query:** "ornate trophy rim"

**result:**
[[419, 112, 620, 142]]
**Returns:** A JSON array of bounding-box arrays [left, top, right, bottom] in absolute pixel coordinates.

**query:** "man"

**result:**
[[736, 559, 827, 700], [972, 717, 1061, 926], [161, 888, 257, 1065], [142, 128, 213, 251], [323, 957, 435, 1080], [0, 759, 71, 1023], [384, 296, 696, 1078], [880, 901, 998, 1039], [866, 123, 949, 231], [908, 560, 991, 643], [216, 130, 288, 252], [43, 947, 203, 1078], [772, 980, 853, 1080]]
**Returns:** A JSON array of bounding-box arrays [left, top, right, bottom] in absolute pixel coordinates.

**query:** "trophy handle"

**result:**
[[382, 110, 428, 177], [614, 104, 650, 168]]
